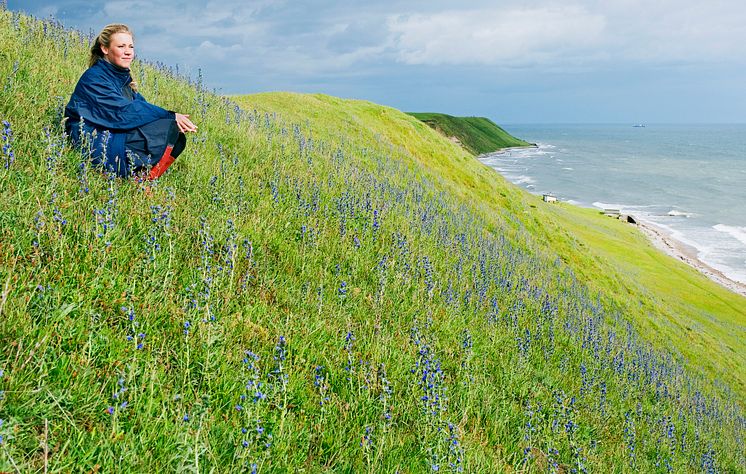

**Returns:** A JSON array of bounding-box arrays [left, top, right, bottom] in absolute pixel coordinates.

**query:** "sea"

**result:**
[[479, 124, 746, 285]]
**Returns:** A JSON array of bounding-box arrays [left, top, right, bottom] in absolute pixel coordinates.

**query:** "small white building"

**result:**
[[543, 194, 557, 203]]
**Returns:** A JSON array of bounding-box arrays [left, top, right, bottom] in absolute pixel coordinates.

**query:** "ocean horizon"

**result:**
[[480, 123, 746, 285]]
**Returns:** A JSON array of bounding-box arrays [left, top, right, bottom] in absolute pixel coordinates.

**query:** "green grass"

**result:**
[[241, 92, 746, 394], [533, 202, 746, 388], [406, 112, 532, 155], [1, 8, 745, 472]]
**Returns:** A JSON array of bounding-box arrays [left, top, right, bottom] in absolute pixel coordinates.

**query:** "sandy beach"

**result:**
[[636, 220, 746, 298]]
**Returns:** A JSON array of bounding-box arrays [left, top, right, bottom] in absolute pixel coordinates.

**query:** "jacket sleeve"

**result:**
[[77, 77, 174, 130]]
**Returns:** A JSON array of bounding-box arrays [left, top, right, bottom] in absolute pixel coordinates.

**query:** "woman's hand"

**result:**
[[175, 113, 198, 133]]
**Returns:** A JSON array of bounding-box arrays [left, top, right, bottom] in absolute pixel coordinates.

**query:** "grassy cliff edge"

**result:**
[[407, 112, 533, 155], [242, 92, 746, 393]]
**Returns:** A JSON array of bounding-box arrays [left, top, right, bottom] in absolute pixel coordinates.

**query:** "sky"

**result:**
[[9, 0, 746, 123]]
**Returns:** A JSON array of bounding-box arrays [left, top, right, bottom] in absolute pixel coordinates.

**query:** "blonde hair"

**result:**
[[89, 24, 138, 92]]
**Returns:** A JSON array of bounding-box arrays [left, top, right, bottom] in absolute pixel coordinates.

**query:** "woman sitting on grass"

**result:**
[[64, 23, 197, 180]]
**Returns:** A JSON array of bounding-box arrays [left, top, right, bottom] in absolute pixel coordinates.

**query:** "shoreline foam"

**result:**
[[636, 219, 746, 298]]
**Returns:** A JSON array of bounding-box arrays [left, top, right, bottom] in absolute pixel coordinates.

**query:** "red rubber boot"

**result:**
[[148, 145, 175, 180]]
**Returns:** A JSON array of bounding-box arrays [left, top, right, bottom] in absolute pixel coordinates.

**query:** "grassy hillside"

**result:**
[[407, 112, 532, 155], [240, 92, 746, 394], [1, 9, 744, 472]]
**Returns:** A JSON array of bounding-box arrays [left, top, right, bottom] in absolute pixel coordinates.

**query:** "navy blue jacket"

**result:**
[[65, 59, 174, 176]]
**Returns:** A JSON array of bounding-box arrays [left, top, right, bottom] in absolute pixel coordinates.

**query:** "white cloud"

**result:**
[[387, 6, 607, 66], [385, 1, 746, 67]]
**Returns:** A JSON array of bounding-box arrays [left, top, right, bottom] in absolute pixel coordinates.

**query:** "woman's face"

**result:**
[[101, 32, 134, 69]]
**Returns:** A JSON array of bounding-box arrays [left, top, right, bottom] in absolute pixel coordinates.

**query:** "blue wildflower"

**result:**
[[2, 120, 14, 169]]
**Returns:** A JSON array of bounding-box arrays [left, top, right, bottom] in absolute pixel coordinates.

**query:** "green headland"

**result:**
[[1, 9, 744, 472], [407, 112, 533, 155]]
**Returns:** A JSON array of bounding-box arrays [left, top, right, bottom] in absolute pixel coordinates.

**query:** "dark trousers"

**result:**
[[125, 118, 186, 172]]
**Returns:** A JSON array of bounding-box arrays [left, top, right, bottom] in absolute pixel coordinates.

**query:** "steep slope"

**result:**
[[239, 92, 746, 393], [1, 10, 744, 472], [407, 112, 533, 155]]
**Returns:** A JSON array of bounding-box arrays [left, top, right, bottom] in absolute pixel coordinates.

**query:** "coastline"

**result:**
[[484, 144, 539, 156], [636, 219, 746, 298], [477, 147, 746, 300]]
